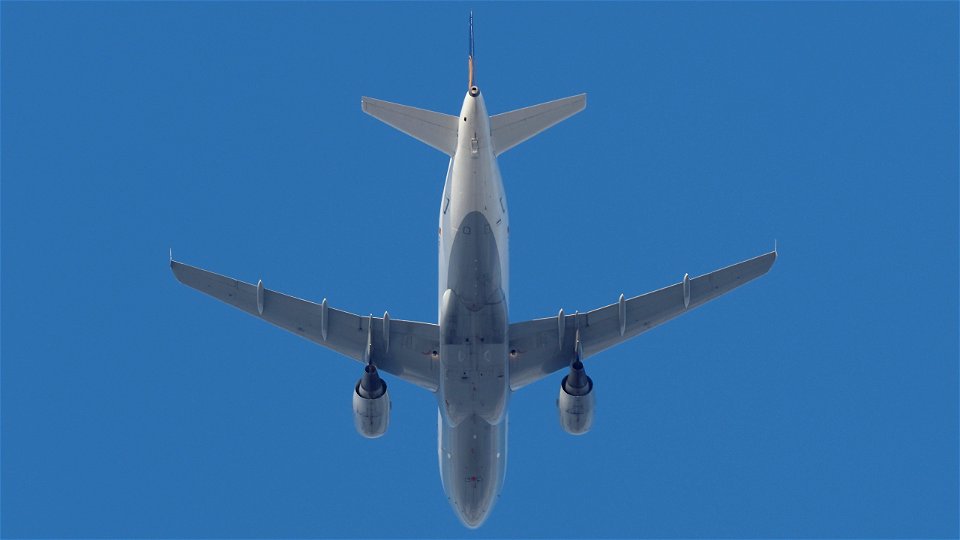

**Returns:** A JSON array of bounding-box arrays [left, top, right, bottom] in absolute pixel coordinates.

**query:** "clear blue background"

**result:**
[[2, 2, 957, 538]]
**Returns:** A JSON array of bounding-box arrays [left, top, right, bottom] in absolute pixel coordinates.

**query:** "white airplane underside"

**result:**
[[171, 16, 775, 528]]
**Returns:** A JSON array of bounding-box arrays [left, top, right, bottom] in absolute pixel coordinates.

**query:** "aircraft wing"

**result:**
[[171, 259, 440, 391], [508, 250, 776, 390]]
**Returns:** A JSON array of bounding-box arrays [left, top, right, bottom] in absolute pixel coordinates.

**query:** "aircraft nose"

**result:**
[[455, 502, 490, 529], [451, 482, 495, 528]]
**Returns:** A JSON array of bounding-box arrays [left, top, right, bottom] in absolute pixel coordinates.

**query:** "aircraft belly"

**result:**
[[441, 339, 507, 424], [440, 211, 508, 425]]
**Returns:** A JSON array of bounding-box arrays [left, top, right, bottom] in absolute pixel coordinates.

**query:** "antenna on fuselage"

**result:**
[[468, 11, 478, 95]]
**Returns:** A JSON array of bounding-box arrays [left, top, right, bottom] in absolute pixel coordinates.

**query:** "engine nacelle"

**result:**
[[353, 365, 390, 438], [556, 360, 595, 435]]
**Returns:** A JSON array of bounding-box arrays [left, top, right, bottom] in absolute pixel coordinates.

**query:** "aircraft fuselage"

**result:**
[[436, 90, 510, 528]]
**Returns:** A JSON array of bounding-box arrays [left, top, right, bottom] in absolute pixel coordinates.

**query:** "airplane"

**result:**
[[170, 14, 776, 529]]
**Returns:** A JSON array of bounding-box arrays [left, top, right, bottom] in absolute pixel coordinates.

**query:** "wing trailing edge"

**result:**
[[170, 258, 441, 391], [508, 250, 777, 390]]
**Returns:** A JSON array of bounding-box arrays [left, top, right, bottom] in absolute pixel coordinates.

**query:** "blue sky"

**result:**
[[2, 2, 957, 538]]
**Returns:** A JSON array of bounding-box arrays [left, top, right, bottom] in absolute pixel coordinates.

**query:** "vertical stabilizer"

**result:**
[[468, 12, 476, 90]]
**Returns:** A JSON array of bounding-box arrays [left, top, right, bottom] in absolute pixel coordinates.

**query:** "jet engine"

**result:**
[[353, 364, 390, 438], [556, 360, 595, 435]]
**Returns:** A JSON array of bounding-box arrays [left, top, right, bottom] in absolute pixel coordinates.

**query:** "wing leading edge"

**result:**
[[170, 259, 440, 391], [508, 250, 777, 390]]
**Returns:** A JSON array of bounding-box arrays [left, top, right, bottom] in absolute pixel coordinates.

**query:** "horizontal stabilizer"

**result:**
[[361, 97, 460, 156], [490, 94, 586, 156]]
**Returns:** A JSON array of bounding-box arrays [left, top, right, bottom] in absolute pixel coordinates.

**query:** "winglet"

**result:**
[[774, 239, 778, 255], [169, 248, 173, 265]]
